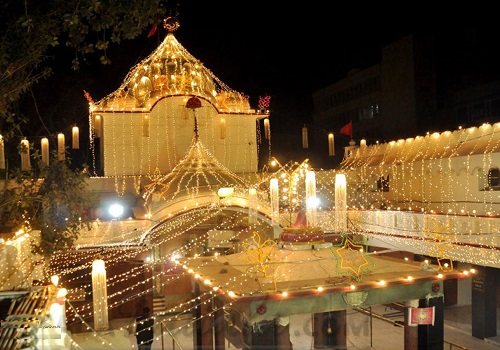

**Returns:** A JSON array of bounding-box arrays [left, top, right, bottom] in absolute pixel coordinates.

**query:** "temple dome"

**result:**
[[93, 32, 250, 112]]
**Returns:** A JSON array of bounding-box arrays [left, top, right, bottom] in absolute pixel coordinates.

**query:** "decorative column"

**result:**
[[57, 133, 65, 161], [270, 178, 279, 225], [41, 137, 49, 166], [305, 170, 317, 227], [248, 188, 257, 224], [404, 299, 418, 350], [328, 133, 335, 156], [276, 317, 293, 350], [472, 266, 497, 339], [418, 296, 443, 350], [302, 126, 308, 149], [20, 139, 30, 171], [263, 118, 270, 140], [72, 126, 79, 149], [334, 173, 347, 232], [92, 258, 109, 331]]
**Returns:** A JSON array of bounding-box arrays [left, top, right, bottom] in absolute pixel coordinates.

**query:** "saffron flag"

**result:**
[[340, 121, 353, 139], [147, 25, 158, 38], [408, 306, 435, 326]]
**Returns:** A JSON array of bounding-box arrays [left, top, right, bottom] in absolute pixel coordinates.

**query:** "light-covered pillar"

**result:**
[[270, 178, 279, 225], [248, 188, 257, 224], [92, 259, 109, 331], [305, 170, 317, 227], [335, 173, 347, 232]]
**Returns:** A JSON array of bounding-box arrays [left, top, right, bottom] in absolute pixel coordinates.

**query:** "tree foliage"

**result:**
[[0, 0, 167, 136], [0, 150, 93, 255]]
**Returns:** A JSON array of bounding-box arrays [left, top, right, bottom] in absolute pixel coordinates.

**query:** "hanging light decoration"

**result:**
[[328, 133, 335, 156], [302, 125, 308, 149]]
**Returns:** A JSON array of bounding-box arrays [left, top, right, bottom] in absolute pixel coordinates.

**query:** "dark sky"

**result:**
[[78, 3, 415, 127]]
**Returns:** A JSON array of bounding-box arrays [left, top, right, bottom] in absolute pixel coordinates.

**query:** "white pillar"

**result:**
[[20, 139, 30, 171], [41, 137, 49, 166], [57, 133, 65, 161], [92, 259, 109, 331]]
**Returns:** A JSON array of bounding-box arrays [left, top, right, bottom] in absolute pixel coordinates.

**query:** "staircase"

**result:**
[[153, 296, 167, 315]]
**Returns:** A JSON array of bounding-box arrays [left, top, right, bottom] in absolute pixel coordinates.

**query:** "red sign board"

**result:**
[[408, 307, 435, 326]]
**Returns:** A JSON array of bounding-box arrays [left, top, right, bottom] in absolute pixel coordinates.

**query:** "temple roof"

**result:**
[[93, 30, 250, 113], [340, 122, 500, 170]]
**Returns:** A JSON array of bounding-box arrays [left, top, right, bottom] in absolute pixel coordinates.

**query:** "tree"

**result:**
[[0, 0, 168, 137], [0, 149, 93, 255]]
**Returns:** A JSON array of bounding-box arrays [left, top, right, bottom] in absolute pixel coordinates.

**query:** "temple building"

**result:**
[[0, 16, 499, 350]]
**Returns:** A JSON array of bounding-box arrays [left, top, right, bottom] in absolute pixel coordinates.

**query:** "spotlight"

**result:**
[[108, 203, 124, 218]]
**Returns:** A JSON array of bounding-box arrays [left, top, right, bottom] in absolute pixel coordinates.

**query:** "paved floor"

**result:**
[[69, 304, 500, 350]]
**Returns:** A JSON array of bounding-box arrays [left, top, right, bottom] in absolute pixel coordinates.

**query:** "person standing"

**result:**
[[136, 306, 154, 350]]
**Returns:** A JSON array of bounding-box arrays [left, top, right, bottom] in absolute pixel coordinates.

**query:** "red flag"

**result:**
[[340, 121, 353, 138], [147, 24, 158, 38]]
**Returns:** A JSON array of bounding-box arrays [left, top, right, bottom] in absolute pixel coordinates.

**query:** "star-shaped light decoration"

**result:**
[[424, 218, 455, 272], [331, 235, 371, 282], [242, 231, 279, 291], [143, 167, 166, 200]]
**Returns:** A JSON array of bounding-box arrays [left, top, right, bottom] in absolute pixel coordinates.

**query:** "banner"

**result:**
[[408, 306, 435, 326]]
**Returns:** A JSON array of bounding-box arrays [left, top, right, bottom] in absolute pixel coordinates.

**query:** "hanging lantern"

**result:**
[[72, 126, 79, 149], [328, 133, 335, 156], [302, 126, 308, 149], [58, 133, 65, 161], [41, 137, 49, 166]]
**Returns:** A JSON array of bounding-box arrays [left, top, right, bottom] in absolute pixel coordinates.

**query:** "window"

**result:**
[[376, 175, 390, 192], [487, 167, 500, 190]]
